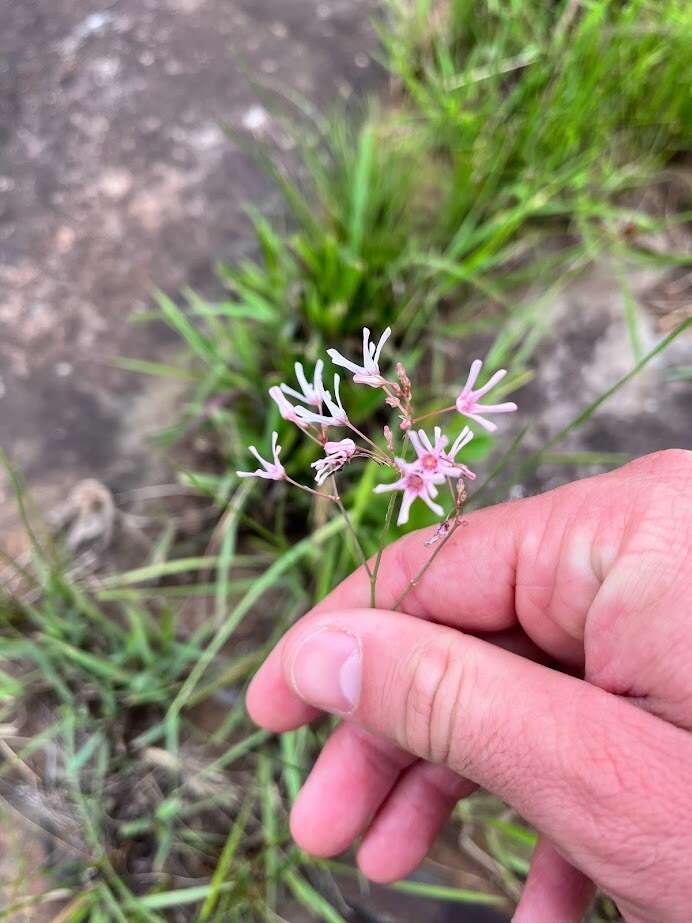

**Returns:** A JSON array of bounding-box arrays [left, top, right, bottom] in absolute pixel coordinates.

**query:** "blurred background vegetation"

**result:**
[[1, 0, 690, 920]]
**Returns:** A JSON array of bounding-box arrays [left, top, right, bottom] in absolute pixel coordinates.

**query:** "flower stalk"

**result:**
[[236, 330, 518, 607]]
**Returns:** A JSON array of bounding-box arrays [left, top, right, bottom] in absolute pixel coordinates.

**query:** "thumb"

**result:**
[[248, 607, 692, 918]]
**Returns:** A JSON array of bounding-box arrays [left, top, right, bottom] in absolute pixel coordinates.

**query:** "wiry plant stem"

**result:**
[[285, 477, 337, 502], [411, 404, 456, 425], [347, 422, 392, 463], [391, 517, 462, 612], [369, 432, 414, 607], [369, 491, 397, 608], [330, 477, 372, 577]]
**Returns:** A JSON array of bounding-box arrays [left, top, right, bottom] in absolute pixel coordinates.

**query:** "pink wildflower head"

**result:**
[[236, 431, 286, 481], [409, 426, 449, 474], [374, 460, 445, 526], [455, 359, 517, 432], [280, 360, 325, 409], [409, 426, 474, 480], [327, 326, 391, 388], [294, 374, 349, 427], [311, 437, 357, 486]]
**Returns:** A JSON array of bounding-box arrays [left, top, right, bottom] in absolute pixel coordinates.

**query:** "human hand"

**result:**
[[247, 450, 692, 923]]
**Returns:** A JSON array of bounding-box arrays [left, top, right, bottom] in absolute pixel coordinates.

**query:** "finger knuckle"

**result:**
[[401, 639, 470, 765], [613, 449, 692, 573], [626, 448, 692, 489], [567, 711, 667, 852], [646, 447, 692, 479]]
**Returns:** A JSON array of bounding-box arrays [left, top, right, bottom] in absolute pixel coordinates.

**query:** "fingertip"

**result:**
[[289, 794, 347, 858], [245, 655, 320, 732], [288, 723, 414, 859], [356, 839, 418, 885], [513, 837, 595, 923], [356, 761, 473, 885], [244, 673, 274, 729]]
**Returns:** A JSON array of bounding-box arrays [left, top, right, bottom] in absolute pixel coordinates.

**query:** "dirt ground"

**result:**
[[512, 258, 691, 494], [0, 0, 381, 549]]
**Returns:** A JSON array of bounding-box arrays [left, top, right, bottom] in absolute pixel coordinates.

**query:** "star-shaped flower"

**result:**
[[236, 431, 286, 481], [456, 359, 517, 432], [327, 327, 391, 388]]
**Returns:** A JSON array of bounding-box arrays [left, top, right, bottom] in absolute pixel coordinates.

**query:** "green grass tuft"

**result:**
[[2, 1, 690, 920]]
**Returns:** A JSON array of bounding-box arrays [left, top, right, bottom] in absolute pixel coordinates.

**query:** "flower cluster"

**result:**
[[237, 327, 517, 528]]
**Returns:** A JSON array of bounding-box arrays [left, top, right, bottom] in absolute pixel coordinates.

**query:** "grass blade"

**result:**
[[111, 357, 199, 381], [167, 516, 345, 716], [284, 870, 348, 923], [215, 481, 254, 627], [197, 794, 254, 922], [258, 753, 279, 911], [388, 879, 505, 905], [349, 122, 375, 255]]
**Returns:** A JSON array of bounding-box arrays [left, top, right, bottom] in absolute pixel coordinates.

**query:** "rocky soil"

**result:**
[[0, 0, 381, 550]]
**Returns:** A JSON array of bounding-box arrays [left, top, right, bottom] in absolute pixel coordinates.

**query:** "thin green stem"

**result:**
[[346, 421, 387, 458], [331, 477, 372, 577], [369, 492, 396, 608], [301, 425, 325, 447], [412, 404, 456, 425], [391, 519, 462, 612], [285, 476, 337, 502], [369, 433, 414, 607]]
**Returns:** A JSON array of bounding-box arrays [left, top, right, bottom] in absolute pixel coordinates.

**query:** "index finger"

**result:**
[[316, 498, 524, 629], [318, 468, 597, 647], [248, 473, 592, 733]]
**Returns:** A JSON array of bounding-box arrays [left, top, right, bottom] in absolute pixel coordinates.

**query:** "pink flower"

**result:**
[[444, 426, 476, 480], [269, 386, 305, 427], [311, 438, 357, 485], [236, 431, 286, 481], [294, 374, 349, 427], [327, 327, 391, 388], [408, 426, 475, 480], [455, 359, 517, 432], [408, 426, 451, 477], [280, 360, 326, 408], [374, 460, 445, 526]]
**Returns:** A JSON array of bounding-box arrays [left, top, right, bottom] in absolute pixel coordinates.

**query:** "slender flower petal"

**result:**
[[327, 326, 391, 388], [374, 460, 445, 526], [448, 425, 474, 457], [325, 375, 349, 424], [455, 359, 517, 432], [294, 374, 349, 427], [280, 360, 326, 408], [269, 386, 305, 427], [311, 438, 357, 485], [444, 425, 476, 480], [236, 431, 286, 481]]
